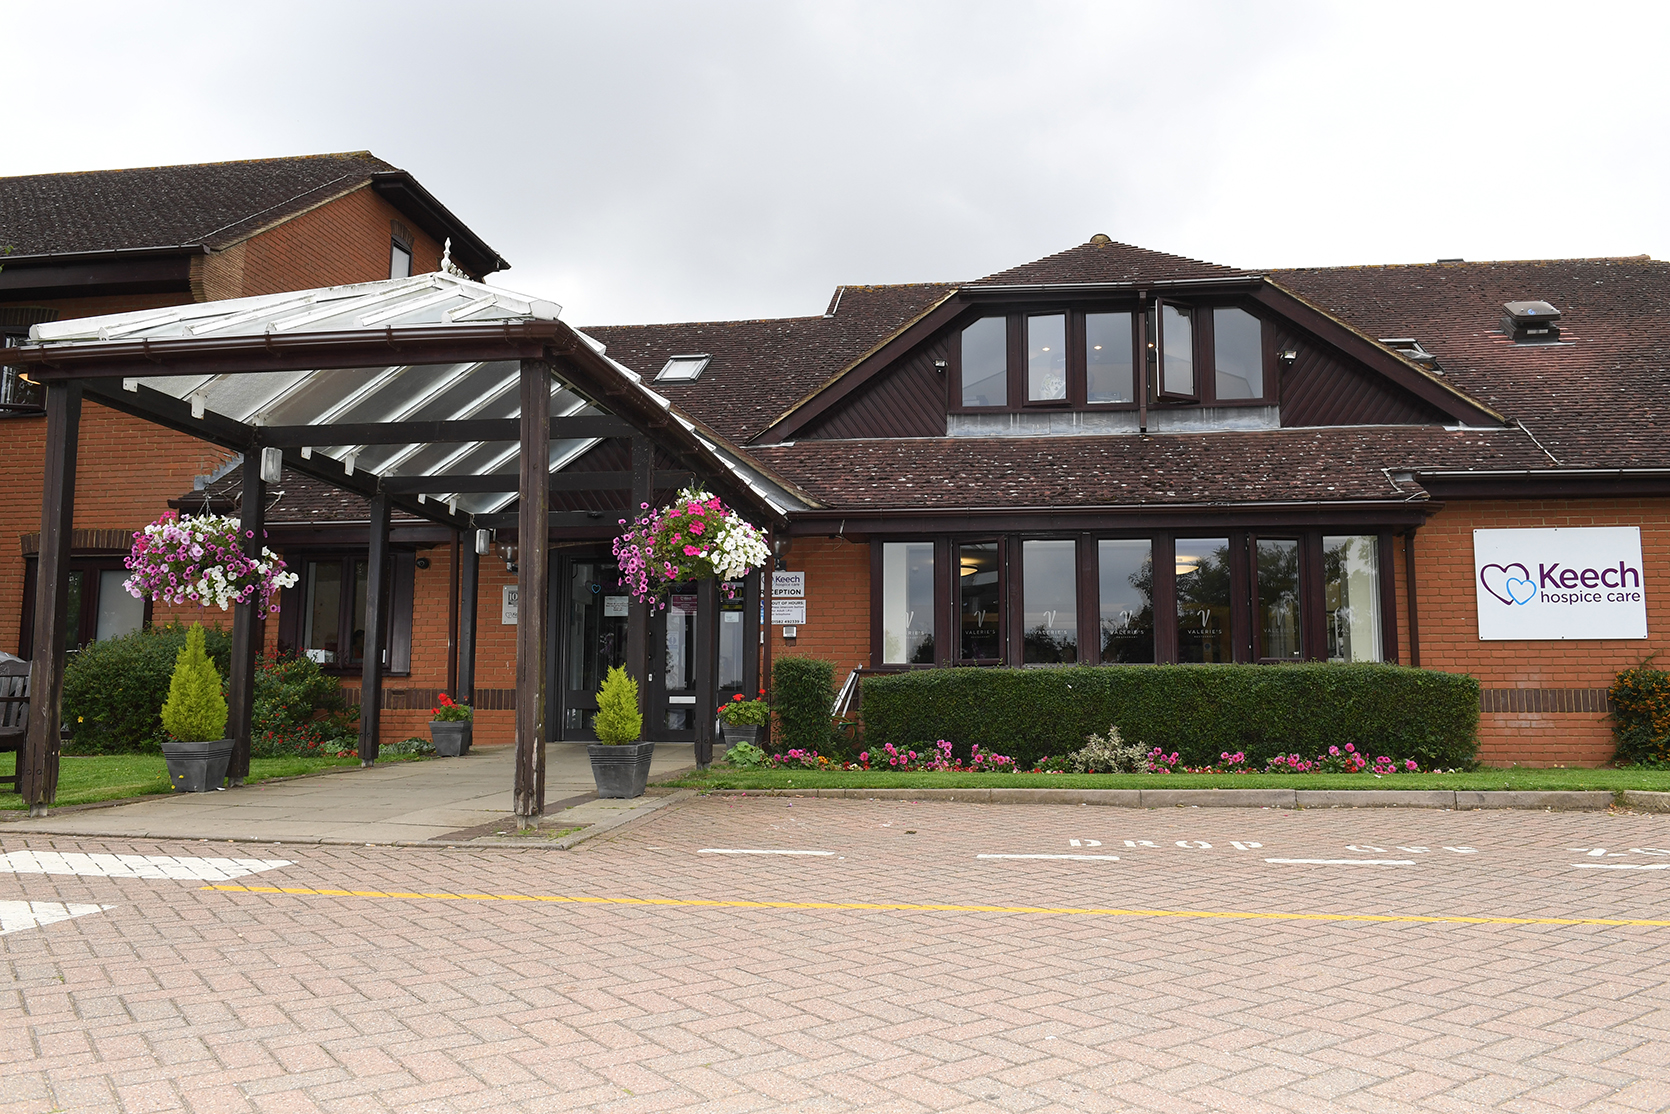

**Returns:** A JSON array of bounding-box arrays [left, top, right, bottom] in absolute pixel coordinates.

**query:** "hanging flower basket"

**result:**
[[124, 511, 298, 617], [612, 487, 770, 607]]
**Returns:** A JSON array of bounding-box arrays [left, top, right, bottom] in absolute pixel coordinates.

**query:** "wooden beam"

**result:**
[[515, 360, 553, 821], [226, 455, 265, 785], [695, 577, 717, 769], [258, 415, 635, 447], [470, 510, 620, 530], [457, 538, 480, 706], [22, 381, 81, 813], [381, 470, 690, 494], [359, 492, 391, 766]]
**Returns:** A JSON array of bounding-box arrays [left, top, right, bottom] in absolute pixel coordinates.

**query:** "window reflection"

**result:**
[[1085, 312, 1133, 403], [1022, 540, 1076, 663], [1175, 537, 1232, 662], [882, 542, 936, 664], [961, 317, 1007, 407], [1324, 536, 1382, 662], [719, 581, 745, 689], [1161, 304, 1195, 397], [959, 543, 1001, 661], [1027, 315, 1067, 402], [1098, 540, 1154, 662], [1257, 539, 1301, 660], [1214, 307, 1264, 399]]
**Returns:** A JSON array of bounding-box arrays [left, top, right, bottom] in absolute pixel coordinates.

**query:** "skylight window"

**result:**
[[655, 354, 711, 382]]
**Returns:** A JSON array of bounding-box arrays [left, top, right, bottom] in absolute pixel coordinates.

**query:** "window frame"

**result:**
[[19, 554, 154, 658], [275, 548, 416, 676]]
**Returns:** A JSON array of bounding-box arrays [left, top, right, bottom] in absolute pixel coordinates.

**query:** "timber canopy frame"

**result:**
[[7, 272, 802, 820]]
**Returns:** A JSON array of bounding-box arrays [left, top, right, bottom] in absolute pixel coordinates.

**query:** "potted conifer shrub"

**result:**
[[159, 623, 234, 792], [429, 692, 472, 757], [588, 665, 653, 798]]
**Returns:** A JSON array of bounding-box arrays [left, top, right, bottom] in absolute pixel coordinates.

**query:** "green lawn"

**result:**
[[0, 752, 421, 810], [667, 767, 1670, 793]]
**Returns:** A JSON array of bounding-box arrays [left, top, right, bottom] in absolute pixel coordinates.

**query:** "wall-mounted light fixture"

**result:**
[[1278, 347, 1299, 367], [474, 529, 493, 556], [498, 542, 519, 574], [258, 446, 284, 484], [933, 359, 948, 375]]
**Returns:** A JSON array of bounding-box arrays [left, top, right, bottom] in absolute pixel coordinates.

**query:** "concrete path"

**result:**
[[0, 742, 698, 844]]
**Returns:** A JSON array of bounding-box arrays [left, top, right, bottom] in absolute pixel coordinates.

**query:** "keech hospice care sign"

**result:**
[[1473, 527, 1648, 640]]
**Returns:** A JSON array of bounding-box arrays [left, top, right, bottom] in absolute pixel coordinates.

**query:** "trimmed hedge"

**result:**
[[63, 623, 233, 754], [772, 656, 836, 755], [860, 663, 1479, 771]]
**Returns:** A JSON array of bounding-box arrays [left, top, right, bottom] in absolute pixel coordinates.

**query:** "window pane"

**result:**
[[390, 242, 412, 279], [1324, 536, 1382, 662], [1214, 307, 1264, 399], [1022, 540, 1077, 663], [665, 590, 698, 692], [1161, 304, 1194, 396], [1098, 540, 1154, 662], [350, 560, 369, 664], [719, 581, 745, 689], [567, 561, 630, 694], [882, 542, 935, 665], [1086, 312, 1133, 403], [301, 562, 341, 663], [64, 570, 86, 650], [959, 542, 1001, 661], [1175, 537, 1232, 662], [960, 317, 1007, 407], [1026, 314, 1067, 401], [95, 569, 145, 641], [1257, 539, 1301, 660]]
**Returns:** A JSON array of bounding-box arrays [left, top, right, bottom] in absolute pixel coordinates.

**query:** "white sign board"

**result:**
[[603, 595, 629, 617], [772, 571, 805, 598], [1474, 527, 1648, 640], [502, 584, 518, 625], [771, 599, 807, 625]]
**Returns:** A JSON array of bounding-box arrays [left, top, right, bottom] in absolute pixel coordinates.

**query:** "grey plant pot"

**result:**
[[587, 741, 655, 799], [431, 720, 472, 757], [161, 738, 234, 793], [720, 723, 760, 748]]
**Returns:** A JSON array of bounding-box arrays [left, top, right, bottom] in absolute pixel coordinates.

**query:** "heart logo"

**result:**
[[1479, 562, 1532, 606]]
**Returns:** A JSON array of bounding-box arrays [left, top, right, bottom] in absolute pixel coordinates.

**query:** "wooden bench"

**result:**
[[0, 659, 28, 793]]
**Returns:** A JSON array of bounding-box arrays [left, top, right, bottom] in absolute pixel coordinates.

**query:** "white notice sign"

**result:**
[[1474, 527, 1647, 640], [772, 599, 807, 625], [603, 595, 629, 617], [502, 584, 518, 625], [772, 571, 805, 598]]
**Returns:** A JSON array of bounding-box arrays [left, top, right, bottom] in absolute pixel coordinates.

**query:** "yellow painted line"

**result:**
[[199, 884, 1670, 929]]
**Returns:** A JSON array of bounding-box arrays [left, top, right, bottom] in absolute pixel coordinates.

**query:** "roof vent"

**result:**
[[1379, 337, 1443, 372], [1501, 301, 1562, 343]]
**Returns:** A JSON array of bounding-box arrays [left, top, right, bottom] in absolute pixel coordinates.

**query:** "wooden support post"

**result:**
[[627, 434, 654, 715], [359, 490, 391, 766], [226, 451, 265, 786], [22, 381, 81, 815], [457, 538, 479, 705], [514, 358, 552, 822], [695, 576, 717, 768], [446, 530, 460, 698]]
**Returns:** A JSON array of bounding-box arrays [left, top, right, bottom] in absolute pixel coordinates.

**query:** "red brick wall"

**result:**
[[768, 536, 870, 679], [224, 185, 447, 297], [1412, 498, 1670, 766]]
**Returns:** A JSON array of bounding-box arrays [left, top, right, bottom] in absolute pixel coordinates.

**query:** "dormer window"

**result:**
[[960, 317, 1007, 406], [1085, 312, 1134, 402], [1026, 314, 1067, 401], [1156, 302, 1195, 399], [1213, 307, 1264, 399], [655, 354, 711, 382]]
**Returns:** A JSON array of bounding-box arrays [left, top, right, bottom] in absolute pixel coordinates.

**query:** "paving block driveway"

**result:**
[[3, 798, 1669, 1114]]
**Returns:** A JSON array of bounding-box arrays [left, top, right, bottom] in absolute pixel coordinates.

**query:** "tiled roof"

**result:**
[[970, 238, 1252, 287], [170, 466, 424, 525], [0, 152, 397, 256], [581, 282, 958, 444], [750, 426, 1554, 510], [1271, 257, 1670, 469]]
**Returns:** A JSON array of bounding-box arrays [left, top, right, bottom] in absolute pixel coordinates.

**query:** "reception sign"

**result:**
[[1473, 527, 1648, 640]]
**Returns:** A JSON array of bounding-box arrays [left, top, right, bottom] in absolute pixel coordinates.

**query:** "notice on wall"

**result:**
[[1474, 527, 1648, 640], [502, 584, 518, 625], [771, 599, 807, 625], [603, 595, 629, 617], [772, 571, 805, 598]]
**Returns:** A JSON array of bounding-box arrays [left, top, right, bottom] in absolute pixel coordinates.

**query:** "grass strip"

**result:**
[[0, 752, 419, 810]]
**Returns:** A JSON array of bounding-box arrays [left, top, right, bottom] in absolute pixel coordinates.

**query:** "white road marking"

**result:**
[[697, 849, 834, 856], [0, 851, 291, 881], [1571, 863, 1670, 871], [1265, 858, 1417, 866], [0, 900, 110, 936], [975, 861, 1122, 868]]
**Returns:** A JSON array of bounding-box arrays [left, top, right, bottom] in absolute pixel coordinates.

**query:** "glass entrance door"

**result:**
[[652, 587, 700, 741], [559, 559, 631, 737]]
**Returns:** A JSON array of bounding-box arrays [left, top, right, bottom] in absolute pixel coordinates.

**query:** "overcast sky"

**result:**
[[9, 1, 1666, 326]]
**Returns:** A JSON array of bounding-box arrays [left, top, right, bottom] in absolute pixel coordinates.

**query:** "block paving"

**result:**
[[3, 798, 1669, 1112]]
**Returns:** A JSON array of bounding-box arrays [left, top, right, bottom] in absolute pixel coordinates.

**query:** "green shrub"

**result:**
[[860, 663, 1479, 771], [161, 624, 229, 742], [251, 653, 357, 758], [723, 740, 766, 768], [64, 623, 233, 753], [772, 656, 836, 755], [1069, 725, 1148, 773], [594, 665, 643, 744], [1610, 659, 1670, 767]]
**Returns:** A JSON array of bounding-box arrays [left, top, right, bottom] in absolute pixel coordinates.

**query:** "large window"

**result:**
[[960, 317, 1008, 407], [1026, 315, 1067, 402], [18, 556, 149, 658], [1098, 540, 1153, 662], [881, 542, 935, 665], [1175, 537, 1232, 662], [1022, 540, 1076, 663], [1324, 536, 1382, 662], [1255, 538, 1301, 660], [1085, 312, 1134, 403], [1214, 307, 1264, 400], [958, 542, 1002, 662], [278, 552, 415, 673]]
